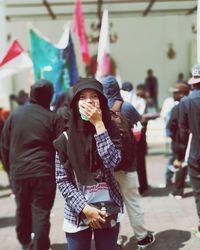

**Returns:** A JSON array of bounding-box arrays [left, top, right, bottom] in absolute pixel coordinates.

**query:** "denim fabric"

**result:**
[[66, 223, 119, 250]]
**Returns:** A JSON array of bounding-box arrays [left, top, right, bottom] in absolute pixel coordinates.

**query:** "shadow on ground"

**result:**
[[0, 184, 10, 191], [0, 193, 12, 199], [183, 191, 193, 199], [142, 186, 171, 197], [0, 216, 16, 228], [121, 229, 191, 250], [51, 243, 66, 250]]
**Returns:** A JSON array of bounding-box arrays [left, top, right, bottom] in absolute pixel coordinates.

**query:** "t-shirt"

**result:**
[[63, 182, 122, 233]]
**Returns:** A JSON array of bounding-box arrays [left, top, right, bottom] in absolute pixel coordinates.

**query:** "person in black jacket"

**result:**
[[167, 83, 190, 199], [176, 64, 200, 235], [0, 79, 62, 250]]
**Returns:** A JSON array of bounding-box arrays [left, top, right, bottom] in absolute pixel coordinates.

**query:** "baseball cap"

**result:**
[[169, 86, 179, 93], [169, 83, 190, 95], [188, 64, 200, 85]]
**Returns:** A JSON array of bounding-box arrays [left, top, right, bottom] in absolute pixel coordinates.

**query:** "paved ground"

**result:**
[[1, 143, 200, 250]]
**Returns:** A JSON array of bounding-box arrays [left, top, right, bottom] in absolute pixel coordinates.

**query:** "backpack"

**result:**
[[110, 100, 136, 171]]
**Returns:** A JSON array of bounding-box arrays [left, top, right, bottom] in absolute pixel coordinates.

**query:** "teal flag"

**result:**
[[29, 29, 78, 99]]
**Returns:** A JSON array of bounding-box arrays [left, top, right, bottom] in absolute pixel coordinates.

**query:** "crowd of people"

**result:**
[[0, 66, 200, 250]]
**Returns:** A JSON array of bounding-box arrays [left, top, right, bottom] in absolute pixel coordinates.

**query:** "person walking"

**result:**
[[167, 83, 190, 199], [176, 64, 200, 236], [54, 78, 124, 250], [145, 69, 158, 110], [0, 79, 62, 250], [102, 75, 155, 249]]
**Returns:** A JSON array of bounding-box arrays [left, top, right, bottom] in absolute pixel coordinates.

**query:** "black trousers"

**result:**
[[173, 166, 188, 195], [12, 176, 56, 250], [188, 166, 200, 223]]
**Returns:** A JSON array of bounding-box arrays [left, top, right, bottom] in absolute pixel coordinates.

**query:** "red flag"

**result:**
[[0, 40, 24, 67], [73, 0, 90, 64]]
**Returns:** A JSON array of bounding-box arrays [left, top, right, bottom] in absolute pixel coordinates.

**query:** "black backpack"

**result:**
[[110, 100, 136, 171]]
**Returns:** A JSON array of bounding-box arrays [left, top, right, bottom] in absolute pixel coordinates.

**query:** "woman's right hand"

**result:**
[[82, 204, 106, 229]]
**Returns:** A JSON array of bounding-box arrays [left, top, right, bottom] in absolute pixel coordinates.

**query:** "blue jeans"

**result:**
[[65, 223, 119, 250]]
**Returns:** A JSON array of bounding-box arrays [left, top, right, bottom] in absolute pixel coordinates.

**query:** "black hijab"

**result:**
[[67, 78, 121, 185]]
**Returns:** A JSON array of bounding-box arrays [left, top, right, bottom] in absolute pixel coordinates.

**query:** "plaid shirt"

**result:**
[[55, 130, 123, 225]]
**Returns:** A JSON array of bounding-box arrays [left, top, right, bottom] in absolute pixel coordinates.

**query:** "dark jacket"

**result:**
[[59, 78, 122, 186], [102, 75, 141, 172], [168, 103, 189, 160], [178, 89, 200, 167], [0, 80, 62, 180]]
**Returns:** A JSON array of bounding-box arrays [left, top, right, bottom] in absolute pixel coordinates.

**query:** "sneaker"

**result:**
[[20, 243, 32, 250], [169, 193, 182, 200], [20, 240, 33, 250], [137, 232, 155, 249], [117, 235, 123, 247], [192, 227, 200, 240]]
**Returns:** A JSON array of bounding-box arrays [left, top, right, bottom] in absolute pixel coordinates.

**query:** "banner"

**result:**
[[0, 40, 32, 74], [73, 0, 90, 64], [96, 9, 111, 82], [29, 28, 78, 98]]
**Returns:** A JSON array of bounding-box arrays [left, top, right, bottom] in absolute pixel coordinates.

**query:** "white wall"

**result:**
[[0, 0, 6, 59], [4, 14, 197, 108]]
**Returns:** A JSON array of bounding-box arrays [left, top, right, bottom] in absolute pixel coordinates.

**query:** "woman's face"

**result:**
[[78, 89, 100, 108], [78, 89, 100, 120]]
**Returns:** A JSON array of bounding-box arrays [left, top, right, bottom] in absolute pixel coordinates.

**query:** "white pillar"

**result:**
[[0, 0, 6, 60], [0, 0, 13, 109]]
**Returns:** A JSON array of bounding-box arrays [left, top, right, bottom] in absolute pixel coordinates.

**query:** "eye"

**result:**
[[91, 95, 98, 99], [79, 95, 86, 100]]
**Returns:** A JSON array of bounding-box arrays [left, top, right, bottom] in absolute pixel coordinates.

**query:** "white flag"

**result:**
[[96, 9, 111, 82]]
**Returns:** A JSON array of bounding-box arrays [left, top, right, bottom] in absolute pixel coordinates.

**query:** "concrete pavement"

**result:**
[[0, 149, 200, 249]]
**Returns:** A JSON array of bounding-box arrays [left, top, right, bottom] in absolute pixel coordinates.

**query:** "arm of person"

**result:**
[[82, 204, 106, 229], [80, 102, 121, 168], [121, 102, 141, 125], [94, 130, 121, 169], [0, 117, 11, 173], [176, 100, 190, 161]]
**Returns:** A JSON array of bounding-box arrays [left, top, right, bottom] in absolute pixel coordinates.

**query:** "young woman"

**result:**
[[54, 78, 123, 250]]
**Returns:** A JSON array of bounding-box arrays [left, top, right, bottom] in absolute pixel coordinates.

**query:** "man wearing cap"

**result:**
[[176, 64, 200, 234]]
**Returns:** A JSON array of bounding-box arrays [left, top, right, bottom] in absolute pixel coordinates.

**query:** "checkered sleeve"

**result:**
[[55, 153, 88, 215], [94, 130, 121, 169]]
